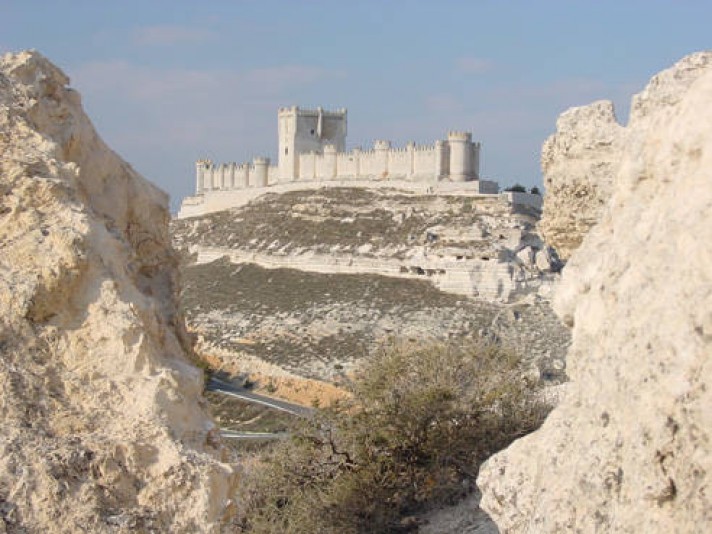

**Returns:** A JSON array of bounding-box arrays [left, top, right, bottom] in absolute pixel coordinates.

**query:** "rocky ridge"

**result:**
[[478, 52, 712, 532], [0, 51, 234, 532]]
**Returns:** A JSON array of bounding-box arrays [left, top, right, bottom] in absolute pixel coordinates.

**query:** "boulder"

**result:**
[[539, 51, 712, 261]]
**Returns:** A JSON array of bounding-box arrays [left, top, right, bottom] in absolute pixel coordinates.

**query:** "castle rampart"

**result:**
[[179, 106, 504, 217], [193, 106, 483, 192]]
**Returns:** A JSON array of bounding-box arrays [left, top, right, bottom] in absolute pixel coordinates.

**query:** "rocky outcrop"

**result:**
[[0, 51, 235, 532], [478, 52, 712, 532], [539, 52, 712, 260], [538, 100, 624, 260]]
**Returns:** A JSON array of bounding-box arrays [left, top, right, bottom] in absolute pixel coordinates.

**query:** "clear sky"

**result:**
[[1, 1, 710, 211]]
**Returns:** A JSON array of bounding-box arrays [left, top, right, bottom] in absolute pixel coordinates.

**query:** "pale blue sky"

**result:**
[[1, 1, 710, 210]]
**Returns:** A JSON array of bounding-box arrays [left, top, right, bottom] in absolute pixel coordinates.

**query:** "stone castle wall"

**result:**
[[193, 107, 482, 194], [195, 135, 479, 192], [180, 106, 500, 218]]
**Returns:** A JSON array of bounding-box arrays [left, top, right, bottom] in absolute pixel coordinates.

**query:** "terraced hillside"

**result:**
[[173, 187, 569, 385]]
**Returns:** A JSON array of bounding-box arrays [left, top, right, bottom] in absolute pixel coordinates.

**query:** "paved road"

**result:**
[[219, 429, 290, 440], [207, 376, 315, 418]]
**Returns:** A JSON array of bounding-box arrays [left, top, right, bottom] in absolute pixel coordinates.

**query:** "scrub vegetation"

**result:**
[[233, 340, 550, 533]]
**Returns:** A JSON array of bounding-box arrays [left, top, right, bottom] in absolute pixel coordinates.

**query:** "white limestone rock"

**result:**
[[539, 51, 712, 261], [534, 246, 558, 273], [0, 51, 235, 532], [477, 51, 712, 533], [515, 246, 535, 267], [538, 99, 624, 260]]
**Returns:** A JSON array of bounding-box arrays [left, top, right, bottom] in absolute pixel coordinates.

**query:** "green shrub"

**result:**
[[504, 184, 527, 193], [236, 340, 550, 533]]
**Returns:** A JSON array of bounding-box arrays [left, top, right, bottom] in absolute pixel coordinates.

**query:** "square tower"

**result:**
[[278, 106, 347, 181]]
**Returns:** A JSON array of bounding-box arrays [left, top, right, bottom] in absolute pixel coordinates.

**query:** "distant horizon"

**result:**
[[2, 1, 710, 211]]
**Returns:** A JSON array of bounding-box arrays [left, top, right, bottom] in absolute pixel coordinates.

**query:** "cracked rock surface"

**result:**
[[0, 50, 235, 533], [478, 51, 712, 533]]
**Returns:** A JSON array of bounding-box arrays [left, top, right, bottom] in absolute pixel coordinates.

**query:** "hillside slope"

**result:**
[[173, 188, 569, 384], [173, 187, 559, 302]]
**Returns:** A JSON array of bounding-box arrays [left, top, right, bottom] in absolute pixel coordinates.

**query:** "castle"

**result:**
[[178, 106, 503, 218]]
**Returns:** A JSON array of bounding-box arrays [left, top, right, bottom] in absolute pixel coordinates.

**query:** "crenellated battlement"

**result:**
[[191, 106, 489, 195], [448, 131, 472, 141], [279, 105, 347, 117], [372, 140, 391, 150], [414, 143, 437, 152]]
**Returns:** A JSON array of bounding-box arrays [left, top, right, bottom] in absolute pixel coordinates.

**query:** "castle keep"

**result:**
[[180, 106, 503, 218]]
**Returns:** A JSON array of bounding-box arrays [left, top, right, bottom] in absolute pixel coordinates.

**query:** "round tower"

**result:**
[[227, 162, 237, 189], [374, 140, 392, 151], [352, 147, 362, 177], [217, 163, 227, 190], [252, 157, 270, 187], [236, 164, 249, 189], [434, 140, 449, 180], [447, 131, 474, 182]]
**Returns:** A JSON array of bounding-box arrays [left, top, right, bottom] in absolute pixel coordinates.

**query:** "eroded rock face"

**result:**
[[538, 100, 624, 260], [0, 51, 235, 532], [478, 52, 712, 532], [540, 52, 712, 261]]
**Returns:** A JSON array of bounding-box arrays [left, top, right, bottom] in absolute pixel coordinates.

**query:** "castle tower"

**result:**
[[434, 140, 450, 179], [406, 141, 415, 179], [447, 131, 476, 182], [195, 160, 207, 193], [278, 106, 347, 181], [226, 162, 235, 189], [374, 140, 391, 177], [323, 144, 337, 179], [472, 141, 481, 181], [217, 163, 227, 190], [235, 164, 249, 189], [252, 157, 270, 187]]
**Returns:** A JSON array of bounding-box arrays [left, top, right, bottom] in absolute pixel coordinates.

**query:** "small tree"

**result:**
[[530, 186, 541, 195], [504, 184, 527, 193], [236, 340, 550, 533]]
